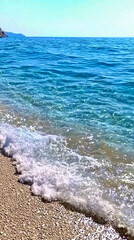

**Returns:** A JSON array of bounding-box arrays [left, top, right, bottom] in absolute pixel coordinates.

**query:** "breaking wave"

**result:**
[[0, 123, 133, 237]]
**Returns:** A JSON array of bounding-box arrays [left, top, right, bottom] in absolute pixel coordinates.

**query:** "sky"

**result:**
[[0, 0, 134, 37]]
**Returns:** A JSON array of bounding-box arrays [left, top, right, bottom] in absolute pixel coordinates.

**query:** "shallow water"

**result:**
[[0, 37, 134, 235]]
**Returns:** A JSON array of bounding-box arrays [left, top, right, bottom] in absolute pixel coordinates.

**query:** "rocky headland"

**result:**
[[0, 28, 7, 38]]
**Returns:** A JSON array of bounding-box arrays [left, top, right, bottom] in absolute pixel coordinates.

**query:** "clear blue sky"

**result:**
[[0, 0, 134, 37]]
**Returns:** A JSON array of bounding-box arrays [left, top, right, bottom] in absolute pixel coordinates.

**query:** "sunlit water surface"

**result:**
[[0, 37, 134, 235]]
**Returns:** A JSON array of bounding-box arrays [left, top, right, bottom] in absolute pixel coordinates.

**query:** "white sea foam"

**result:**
[[0, 123, 133, 237]]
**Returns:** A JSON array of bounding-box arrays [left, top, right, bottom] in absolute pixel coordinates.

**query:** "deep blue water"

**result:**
[[0, 37, 134, 233]]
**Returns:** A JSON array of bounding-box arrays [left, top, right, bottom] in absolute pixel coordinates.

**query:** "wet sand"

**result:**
[[0, 152, 127, 240]]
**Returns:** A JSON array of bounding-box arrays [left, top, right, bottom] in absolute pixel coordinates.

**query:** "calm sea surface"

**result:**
[[0, 37, 134, 234]]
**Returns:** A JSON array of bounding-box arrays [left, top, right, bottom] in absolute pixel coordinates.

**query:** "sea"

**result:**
[[0, 37, 134, 236]]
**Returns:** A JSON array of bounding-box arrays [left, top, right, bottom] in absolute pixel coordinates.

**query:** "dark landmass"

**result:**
[[6, 32, 26, 38], [0, 28, 7, 38], [0, 27, 26, 38]]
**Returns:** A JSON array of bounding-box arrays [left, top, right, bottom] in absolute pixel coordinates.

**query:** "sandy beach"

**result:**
[[0, 151, 129, 240]]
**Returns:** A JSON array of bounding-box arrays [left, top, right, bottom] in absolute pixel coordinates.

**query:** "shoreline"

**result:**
[[0, 152, 129, 240]]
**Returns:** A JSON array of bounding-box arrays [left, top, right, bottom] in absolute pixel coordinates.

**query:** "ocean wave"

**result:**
[[0, 123, 133, 238]]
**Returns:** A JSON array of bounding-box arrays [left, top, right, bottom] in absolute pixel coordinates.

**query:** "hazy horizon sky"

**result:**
[[0, 0, 134, 37]]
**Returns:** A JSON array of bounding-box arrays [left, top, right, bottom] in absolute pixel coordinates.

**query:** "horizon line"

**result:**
[[26, 36, 134, 38]]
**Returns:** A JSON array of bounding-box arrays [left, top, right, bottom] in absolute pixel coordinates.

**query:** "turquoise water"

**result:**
[[0, 37, 134, 235]]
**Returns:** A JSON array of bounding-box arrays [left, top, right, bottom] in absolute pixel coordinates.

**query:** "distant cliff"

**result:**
[[0, 28, 7, 38], [6, 32, 26, 38], [0, 28, 26, 38]]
